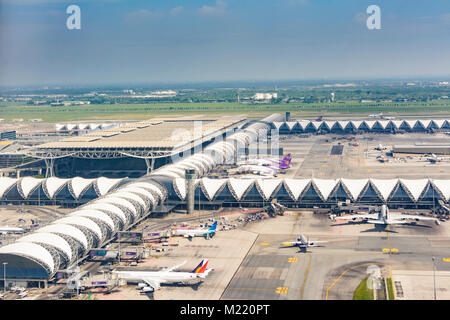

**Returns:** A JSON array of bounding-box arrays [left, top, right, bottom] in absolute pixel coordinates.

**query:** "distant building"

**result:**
[[0, 130, 16, 140], [252, 93, 278, 101]]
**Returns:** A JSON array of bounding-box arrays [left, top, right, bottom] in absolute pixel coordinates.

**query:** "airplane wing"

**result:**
[[161, 260, 187, 272], [335, 214, 374, 221], [142, 278, 164, 291], [183, 234, 194, 238], [281, 242, 306, 247], [391, 215, 439, 222]]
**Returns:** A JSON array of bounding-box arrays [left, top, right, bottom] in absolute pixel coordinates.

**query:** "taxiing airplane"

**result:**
[[113, 259, 212, 292], [175, 221, 218, 239], [425, 154, 450, 163], [368, 113, 395, 120], [331, 205, 440, 227], [237, 154, 292, 167], [0, 224, 25, 235], [281, 234, 328, 252], [315, 116, 324, 122]]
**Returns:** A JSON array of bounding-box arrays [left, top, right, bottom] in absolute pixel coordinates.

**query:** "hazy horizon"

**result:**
[[1, 0, 450, 87]]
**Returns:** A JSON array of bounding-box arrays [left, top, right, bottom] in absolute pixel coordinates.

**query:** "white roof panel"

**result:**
[[378, 120, 389, 129], [121, 187, 156, 206], [419, 120, 431, 129], [286, 122, 297, 130], [173, 178, 186, 200], [0, 242, 55, 273], [70, 177, 96, 199], [58, 216, 103, 241], [405, 120, 417, 128], [432, 119, 445, 128], [340, 179, 369, 201], [313, 179, 338, 201], [272, 122, 283, 129], [126, 182, 164, 201], [44, 177, 70, 198], [18, 232, 72, 261], [201, 178, 227, 200], [228, 178, 254, 201], [71, 209, 116, 231], [111, 191, 146, 210], [370, 179, 399, 201], [95, 177, 123, 196], [97, 197, 137, 217], [19, 177, 42, 198], [283, 179, 310, 200], [37, 224, 88, 250], [391, 120, 403, 129], [432, 180, 450, 201], [256, 179, 282, 200], [399, 179, 429, 201], [364, 120, 376, 129], [351, 121, 362, 129], [0, 177, 17, 198], [82, 203, 127, 224]]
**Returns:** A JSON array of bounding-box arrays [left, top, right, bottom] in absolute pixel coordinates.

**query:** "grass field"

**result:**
[[1, 101, 450, 122], [353, 278, 374, 300], [386, 278, 395, 300]]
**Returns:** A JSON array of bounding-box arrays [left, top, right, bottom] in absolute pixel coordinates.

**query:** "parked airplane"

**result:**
[[113, 259, 212, 292], [315, 116, 324, 122], [374, 144, 388, 151], [0, 224, 25, 235], [281, 234, 327, 252], [368, 113, 395, 120], [331, 205, 440, 227], [174, 221, 218, 239], [237, 154, 292, 167], [237, 158, 291, 177], [425, 154, 450, 163]]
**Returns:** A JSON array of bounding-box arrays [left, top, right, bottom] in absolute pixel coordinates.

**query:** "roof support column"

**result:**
[[44, 158, 55, 178], [144, 158, 154, 176]]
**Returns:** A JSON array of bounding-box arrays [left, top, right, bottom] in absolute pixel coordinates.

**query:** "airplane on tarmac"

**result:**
[[237, 158, 291, 177], [113, 259, 212, 292], [368, 113, 395, 120], [374, 144, 388, 151], [425, 154, 450, 163], [281, 234, 328, 252], [0, 224, 25, 235], [315, 116, 324, 122], [237, 154, 292, 167], [330, 204, 440, 227], [174, 221, 218, 239]]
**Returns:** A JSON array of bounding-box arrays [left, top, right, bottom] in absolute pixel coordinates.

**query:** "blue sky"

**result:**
[[0, 0, 449, 86]]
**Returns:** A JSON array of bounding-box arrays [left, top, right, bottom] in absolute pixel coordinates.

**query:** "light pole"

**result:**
[[3, 262, 7, 293], [432, 257, 437, 300]]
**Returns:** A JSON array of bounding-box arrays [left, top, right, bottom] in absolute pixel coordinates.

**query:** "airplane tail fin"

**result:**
[[208, 221, 217, 232], [282, 154, 292, 165], [191, 259, 209, 274]]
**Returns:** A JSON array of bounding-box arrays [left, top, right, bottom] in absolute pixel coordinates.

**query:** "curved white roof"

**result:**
[[228, 178, 254, 201], [399, 179, 429, 201], [17, 232, 72, 261], [18, 177, 42, 198], [71, 209, 116, 232], [154, 169, 181, 179], [340, 179, 369, 201], [111, 191, 146, 210], [37, 224, 88, 250], [0, 242, 55, 273], [256, 179, 282, 200], [58, 216, 103, 241], [95, 177, 123, 196], [370, 179, 398, 201], [44, 177, 70, 198], [200, 178, 227, 201], [70, 177, 96, 199], [312, 179, 338, 201], [0, 177, 17, 198], [82, 203, 127, 224], [284, 179, 310, 201], [165, 167, 186, 177], [432, 180, 450, 201], [121, 187, 156, 207], [97, 196, 137, 217], [173, 178, 186, 200], [127, 182, 164, 201]]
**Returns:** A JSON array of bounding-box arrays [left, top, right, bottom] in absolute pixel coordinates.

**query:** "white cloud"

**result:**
[[197, 0, 227, 17], [170, 6, 183, 16]]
